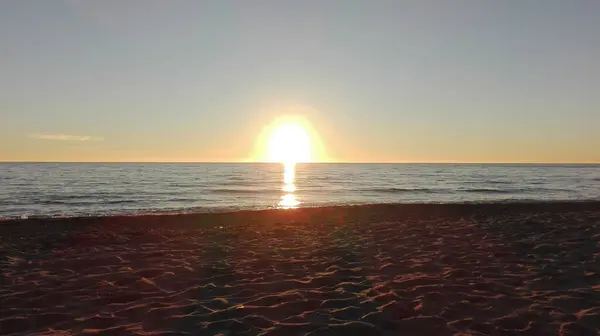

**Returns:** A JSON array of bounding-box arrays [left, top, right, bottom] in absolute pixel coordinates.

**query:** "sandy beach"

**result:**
[[1, 202, 600, 335]]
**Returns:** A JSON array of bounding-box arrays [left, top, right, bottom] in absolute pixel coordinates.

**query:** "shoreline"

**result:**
[[3, 200, 600, 225], [2, 200, 600, 225], [2, 201, 600, 334]]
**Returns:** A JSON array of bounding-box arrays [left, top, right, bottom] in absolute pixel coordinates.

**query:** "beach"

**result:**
[[1, 202, 600, 335]]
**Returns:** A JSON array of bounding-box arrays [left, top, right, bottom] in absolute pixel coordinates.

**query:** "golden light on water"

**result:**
[[261, 119, 312, 208], [282, 184, 296, 192], [279, 162, 299, 208], [262, 121, 307, 208], [250, 109, 329, 209]]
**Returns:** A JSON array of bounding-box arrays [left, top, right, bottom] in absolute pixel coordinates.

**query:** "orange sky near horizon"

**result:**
[[2, 104, 599, 164]]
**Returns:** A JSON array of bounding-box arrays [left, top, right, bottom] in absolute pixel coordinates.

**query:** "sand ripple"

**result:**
[[1, 203, 600, 335]]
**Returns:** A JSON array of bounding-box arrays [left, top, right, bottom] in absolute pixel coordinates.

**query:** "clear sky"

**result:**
[[1, 0, 599, 163]]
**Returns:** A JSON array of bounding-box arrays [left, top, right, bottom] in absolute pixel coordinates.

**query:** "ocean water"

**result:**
[[0, 163, 598, 219]]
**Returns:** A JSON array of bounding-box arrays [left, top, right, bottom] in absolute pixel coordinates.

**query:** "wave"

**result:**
[[458, 188, 514, 194], [361, 187, 567, 195], [41, 199, 138, 205], [209, 188, 275, 194], [4, 200, 600, 221], [463, 180, 513, 185], [360, 187, 448, 194], [220, 180, 267, 187], [38, 195, 140, 205], [457, 187, 565, 194]]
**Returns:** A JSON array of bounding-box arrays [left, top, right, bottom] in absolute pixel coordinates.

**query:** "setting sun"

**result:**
[[267, 123, 311, 163], [250, 109, 328, 163]]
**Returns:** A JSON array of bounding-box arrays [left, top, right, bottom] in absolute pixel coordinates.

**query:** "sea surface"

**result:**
[[1, 163, 598, 219]]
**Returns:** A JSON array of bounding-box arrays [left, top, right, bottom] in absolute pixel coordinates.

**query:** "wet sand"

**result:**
[[1, 202, 600, 335]]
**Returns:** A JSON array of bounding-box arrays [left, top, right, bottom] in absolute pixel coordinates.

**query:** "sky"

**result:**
[[1, 0, 599, 163]]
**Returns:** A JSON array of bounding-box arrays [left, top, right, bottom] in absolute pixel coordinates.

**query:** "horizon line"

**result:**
[[0, 161, 598, 165]]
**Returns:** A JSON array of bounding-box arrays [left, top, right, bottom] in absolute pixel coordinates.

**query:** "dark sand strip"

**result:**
[[1, 202, 600, 335]]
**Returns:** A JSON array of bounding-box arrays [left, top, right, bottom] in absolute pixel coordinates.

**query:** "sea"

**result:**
[[1, 163, 598, 219]]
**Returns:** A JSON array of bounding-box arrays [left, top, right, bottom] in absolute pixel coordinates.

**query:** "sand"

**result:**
[[1, 202, 600, 335]]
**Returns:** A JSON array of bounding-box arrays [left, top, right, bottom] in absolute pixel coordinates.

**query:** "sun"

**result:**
[[250, 108, 328, 163], [267, 123, 312, 164]]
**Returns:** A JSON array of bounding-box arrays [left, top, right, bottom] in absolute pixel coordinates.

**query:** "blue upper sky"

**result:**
[[1, 0, 599, 162]]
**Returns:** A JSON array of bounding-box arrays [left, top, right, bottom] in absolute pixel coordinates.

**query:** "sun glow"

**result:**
[[267, 123, 305, 207], [251, 108, 327, 163], [250, 111, 327, 209], [267, 123, 312, 164]]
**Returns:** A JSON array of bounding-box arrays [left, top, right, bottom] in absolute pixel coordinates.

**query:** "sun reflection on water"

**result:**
[[279, 162, 300, 208]]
